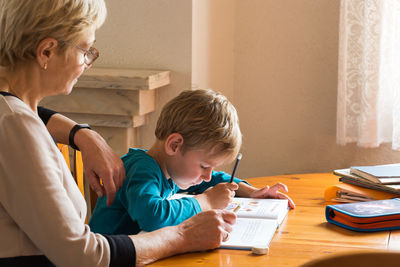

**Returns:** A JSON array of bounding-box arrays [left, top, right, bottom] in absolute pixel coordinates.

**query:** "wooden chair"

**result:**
[[57, 143, 70, 170], [300, 251, 400, 267], [57, 143, 91, 221], [57, 143, 84, 196]]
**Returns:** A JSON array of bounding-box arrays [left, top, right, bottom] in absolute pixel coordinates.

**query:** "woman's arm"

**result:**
[[45, 112, 125, 206], [131, 209, 236, 266]]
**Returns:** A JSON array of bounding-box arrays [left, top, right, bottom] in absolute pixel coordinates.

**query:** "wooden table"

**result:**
[[148, 173, 400, 266]]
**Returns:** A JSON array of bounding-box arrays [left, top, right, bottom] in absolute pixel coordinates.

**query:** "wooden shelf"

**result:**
[[39, 68, 170, 156], [75, 67, 170, 90]]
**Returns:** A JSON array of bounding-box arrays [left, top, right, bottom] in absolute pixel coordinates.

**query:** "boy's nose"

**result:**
[[202, 169, 212, 182]]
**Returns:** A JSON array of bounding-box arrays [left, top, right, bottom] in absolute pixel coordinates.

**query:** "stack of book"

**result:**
[[325, 164, 400, 232], [325, 164, 400, 203]]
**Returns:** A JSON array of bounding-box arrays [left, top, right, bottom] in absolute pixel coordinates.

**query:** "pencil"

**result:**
[[233, 204, 241, 213], [229, 153, 242, 183]]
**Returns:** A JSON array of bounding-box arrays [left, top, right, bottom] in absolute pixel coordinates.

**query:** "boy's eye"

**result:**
[[200, 165, 208, 169]]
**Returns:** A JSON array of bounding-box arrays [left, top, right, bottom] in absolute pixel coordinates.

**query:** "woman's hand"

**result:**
[[45, 113, 126, 206], [131, 209, 237, 266], [177, 209, 236, 250], [75, 129, 125, 206]]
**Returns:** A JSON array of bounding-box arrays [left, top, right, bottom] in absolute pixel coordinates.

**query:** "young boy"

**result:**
[[89, 89, 295, 235]]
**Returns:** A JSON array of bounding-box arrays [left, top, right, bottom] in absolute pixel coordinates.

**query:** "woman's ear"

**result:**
[[165, 133, 184, 156], [36, 37, 58, 69]]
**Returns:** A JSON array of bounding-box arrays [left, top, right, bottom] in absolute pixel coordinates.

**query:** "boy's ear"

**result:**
[[36, 37, 59, 69], [165, 133, 184, 155]]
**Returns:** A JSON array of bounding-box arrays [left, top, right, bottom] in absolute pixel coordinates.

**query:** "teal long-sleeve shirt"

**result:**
[[89, 148, 245, 235]]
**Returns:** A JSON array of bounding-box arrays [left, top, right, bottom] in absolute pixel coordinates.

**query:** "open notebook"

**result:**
[[171, 194, 289, 251], [221, 197, 289, 250]]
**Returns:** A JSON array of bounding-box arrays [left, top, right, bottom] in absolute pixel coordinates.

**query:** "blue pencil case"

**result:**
[[325, 198, 400, 232]]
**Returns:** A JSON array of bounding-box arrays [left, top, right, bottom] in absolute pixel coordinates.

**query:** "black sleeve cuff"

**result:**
[[103, 234, 136, 267], [37, 106, 58, 125]]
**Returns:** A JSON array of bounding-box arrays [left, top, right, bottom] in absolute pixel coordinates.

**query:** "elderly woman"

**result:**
[[0, 1, 236, 266]]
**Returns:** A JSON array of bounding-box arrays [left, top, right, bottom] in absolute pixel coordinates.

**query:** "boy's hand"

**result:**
[[195, 183, 238, 210], [249, 183, 296, 209]]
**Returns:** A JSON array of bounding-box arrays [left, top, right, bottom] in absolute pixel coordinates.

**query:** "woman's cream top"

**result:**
[[0, 94, 111, 266]]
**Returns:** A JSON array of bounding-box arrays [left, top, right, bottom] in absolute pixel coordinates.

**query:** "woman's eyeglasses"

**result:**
[[73, 45, 99, 65], [58, 40, 99, 65]]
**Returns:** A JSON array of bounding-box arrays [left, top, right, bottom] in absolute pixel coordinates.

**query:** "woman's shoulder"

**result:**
[[0, 95, 46, 139], [0, 94, 37, 120]]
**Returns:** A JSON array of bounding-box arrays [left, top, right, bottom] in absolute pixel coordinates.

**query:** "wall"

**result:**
[[193, 0, 400, 178], [95, 0, 192, 148], [94, 1, 400, 179], [192, 0, 234, 101]]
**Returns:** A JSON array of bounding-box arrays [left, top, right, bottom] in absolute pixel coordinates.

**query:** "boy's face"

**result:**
[[166, 148, 229, 189]]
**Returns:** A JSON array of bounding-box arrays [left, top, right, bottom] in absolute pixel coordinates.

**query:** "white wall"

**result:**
[[192, 0, 234, 101], [95, 0, 192, 148], [193, 0, 400, 178], [94, 1, 400, 179]]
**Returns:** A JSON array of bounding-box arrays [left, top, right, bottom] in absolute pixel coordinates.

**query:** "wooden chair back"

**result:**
[[57, 143, 70, 170], [57, 143, 90, 221], [73, 149, 85, 197], [57, 144, 84, 193]]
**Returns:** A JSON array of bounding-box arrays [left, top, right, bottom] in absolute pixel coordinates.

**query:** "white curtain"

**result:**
[[337, 0, 400, 149]]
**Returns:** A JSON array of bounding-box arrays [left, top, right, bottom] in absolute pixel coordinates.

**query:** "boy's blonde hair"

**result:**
[[155, 89, 242, 161], [0, 0, 107, 69]]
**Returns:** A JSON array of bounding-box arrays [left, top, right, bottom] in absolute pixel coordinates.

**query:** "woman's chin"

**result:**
[[65, 89, 73, 95], [63, 84, 75, 95]]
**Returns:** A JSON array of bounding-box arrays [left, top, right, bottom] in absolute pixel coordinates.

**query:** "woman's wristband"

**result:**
[[69, 123, 91, 150]]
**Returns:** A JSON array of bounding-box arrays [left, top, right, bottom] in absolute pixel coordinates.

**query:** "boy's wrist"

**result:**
[[194, 194, 211, 211], [236, 182, 257, 197]]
